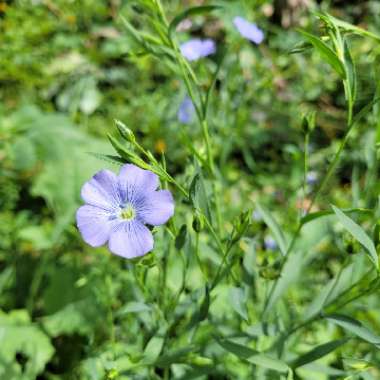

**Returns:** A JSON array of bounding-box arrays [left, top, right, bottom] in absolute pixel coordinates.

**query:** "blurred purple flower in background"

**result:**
[[306, 171, 318, 185], [264, 236, 277, 251], [177, 96, 195, 124], [233, 16, 264, 44], [76, 164, 174, 259], [180, 38, 216, 61]]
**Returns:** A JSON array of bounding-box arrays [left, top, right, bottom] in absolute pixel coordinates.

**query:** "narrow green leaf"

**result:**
[[326, 314, 380, 348], [175, 224, 187, 250], [229, 287, 248, 321], [332, 205, 378, 268], [189, 173, 211, 221], [143, 334, 165, 364], [216, 338, 289, 373], [350, 97, 380, 127], [291, 338, 349, 369], [188, 285, 210, 328], [301, 208, 372, 226], [246, 354, 289, 373], [155, 346, 196, 367], [316, 12, 380, 43], [116, 302, 152, 316], [169, 6, 221, 36], [87, 152, 124, 166], [198, 285, 210, 321], [343, 38, 357, 105], [256, 203, 287, 256], [216, 338, 257, 359], [297, 29, 346, 78]]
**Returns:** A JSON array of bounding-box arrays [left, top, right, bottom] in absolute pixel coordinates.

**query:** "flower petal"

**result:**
[[178, 96, 195, 124], [180, 38, 216, 61], [137, 190, 175, 226], [118, 164, 159, 203], [233, 16, 264, 45], [81, 169, 120, 211], [76, 205, 116, 247], [108, 220, 154, 259]]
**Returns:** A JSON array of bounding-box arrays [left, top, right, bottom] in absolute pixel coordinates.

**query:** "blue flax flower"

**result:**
[[264, 236, 277, 251], [180, 38, 216, 61], [233, 16, 264, 45], [76, 164, 174, 259], [177, 96, 195, 124]]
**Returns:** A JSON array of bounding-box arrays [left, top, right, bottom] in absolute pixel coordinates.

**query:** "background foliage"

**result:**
[[1, 0, 380, 379]]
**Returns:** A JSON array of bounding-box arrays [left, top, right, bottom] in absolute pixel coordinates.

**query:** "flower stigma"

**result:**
[[120, 204, 136, 221]]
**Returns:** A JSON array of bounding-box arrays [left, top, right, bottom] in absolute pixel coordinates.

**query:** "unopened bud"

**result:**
[[192, 213, 204, 233], [115, 119, 135, 143], [301, 111, 316, 134]]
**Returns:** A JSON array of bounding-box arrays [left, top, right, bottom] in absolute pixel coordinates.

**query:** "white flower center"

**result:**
[[119, 204, 136, 221]]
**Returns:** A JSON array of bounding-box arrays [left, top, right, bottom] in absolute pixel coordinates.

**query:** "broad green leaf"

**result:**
[[43, 299, 104, 337], [332, 205, 378, 268], [0, 310, 54, 378], [256, 203, 287, 256], [298, 29, 346, 78], [169, 6, 221, 36], [326, 314, 380, 348], [229, 287, 248, 321], [291, 338, 349, 369]]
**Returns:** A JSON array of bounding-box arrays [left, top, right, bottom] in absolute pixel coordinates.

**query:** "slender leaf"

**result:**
[[332, 205, 378, 268], [216, 338, 257, 359], [169, 6, 221, 36], [298, 29, 346, 78], [229, 287, 248, 321], [87, 152, 125, 166], [326, 314, 380, 348], [116, 302, 152, 316], [343, 38, 357, 105], [301, 208, 372, 226], [316, 12, 380, 42], [291, 338, 349, 369], [189, 173, 211, 220], [246, 354, 289, 373], [256, 203, 287, 256], [216, 338, 289, 373]]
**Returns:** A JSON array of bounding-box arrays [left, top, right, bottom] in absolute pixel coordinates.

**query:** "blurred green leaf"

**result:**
[[169, 6, 221, 37], [256, 203, 287, 256], [332, 205, 378, 268], [298, 29, 346, 78], [0, 310, 54, 378], [229, 286, 248, 321], [189, 173, 211, 221], [291, 338, 349, 369], [326, 314, 380, 348]]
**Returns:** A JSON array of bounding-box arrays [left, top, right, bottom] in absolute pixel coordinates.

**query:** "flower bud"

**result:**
[[301, 111, 316, 134], [192, 213, 204, 233], [115, 119, 135, 143]]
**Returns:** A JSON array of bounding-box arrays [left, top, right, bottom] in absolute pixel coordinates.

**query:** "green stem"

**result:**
[[264, 85, 356, 316]]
